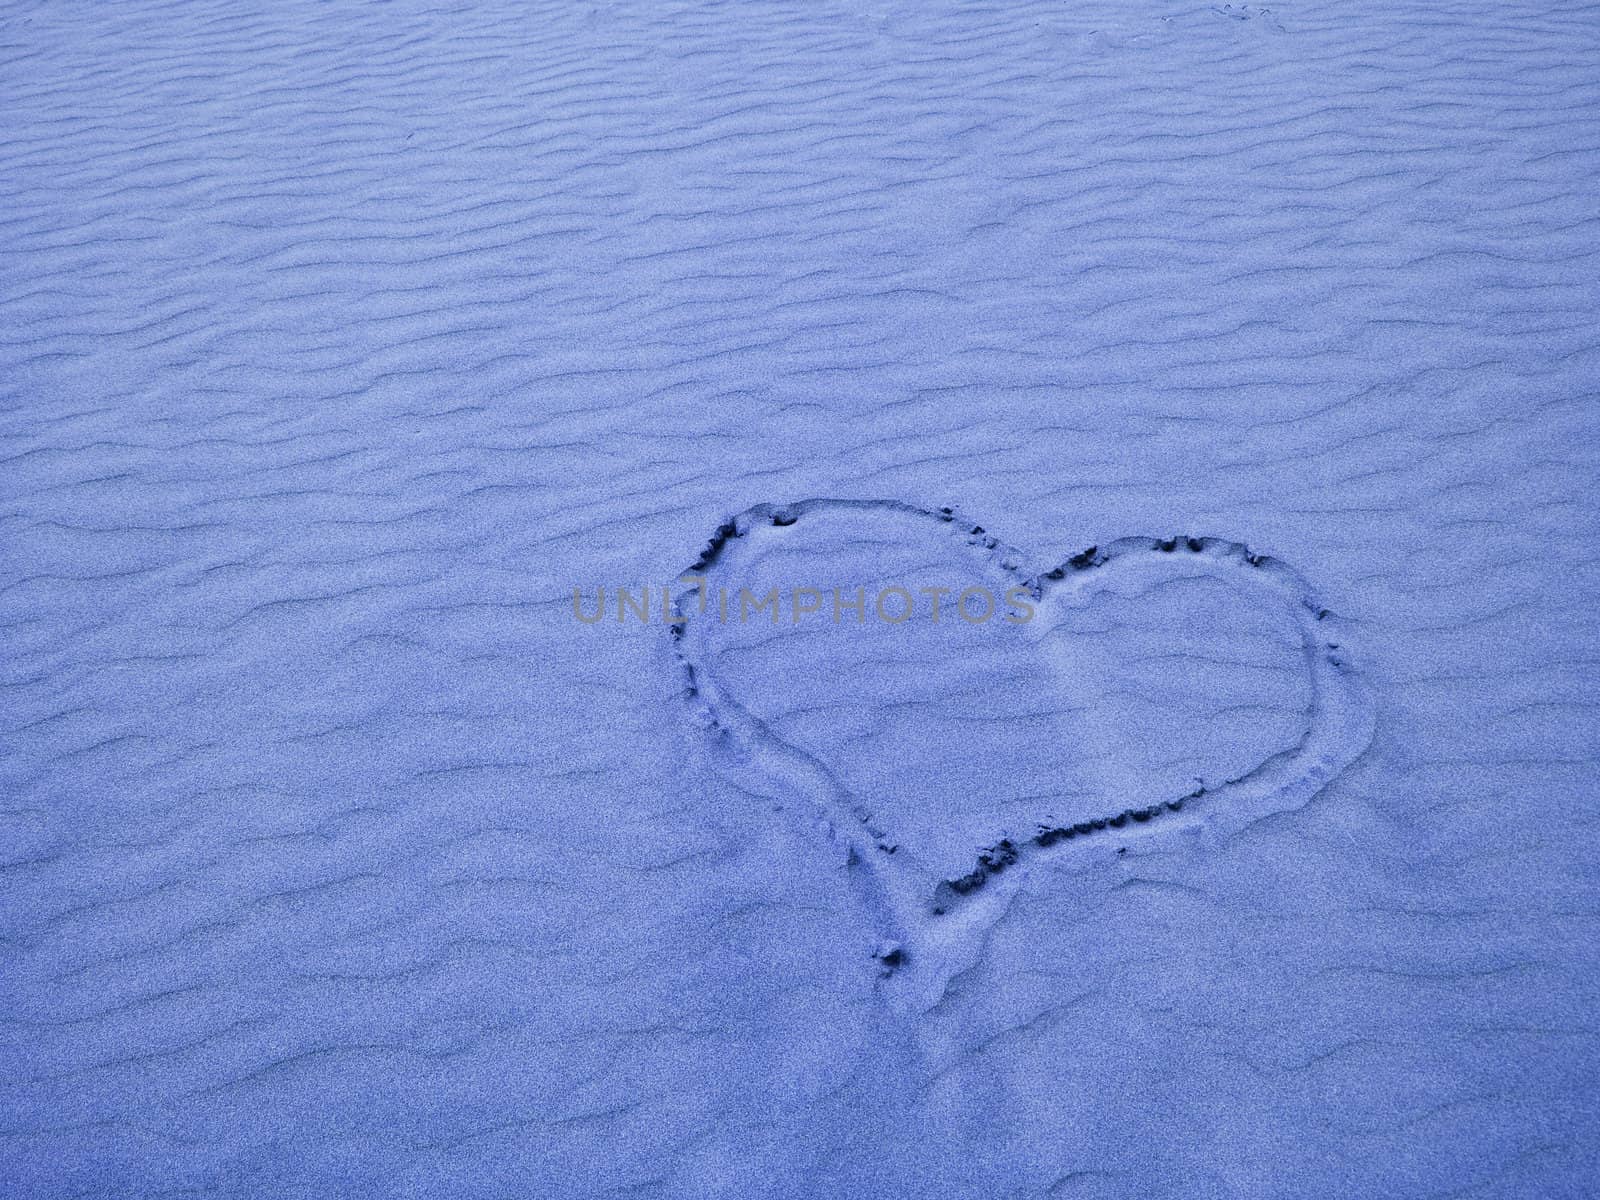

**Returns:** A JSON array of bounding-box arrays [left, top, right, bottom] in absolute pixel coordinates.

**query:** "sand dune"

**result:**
[[3, 1, 1597, 1196]]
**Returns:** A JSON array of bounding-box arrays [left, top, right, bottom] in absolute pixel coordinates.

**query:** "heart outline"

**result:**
[[670, 499, 1374, 1004]]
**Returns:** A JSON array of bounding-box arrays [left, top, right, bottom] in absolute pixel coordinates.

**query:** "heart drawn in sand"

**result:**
[[670, 500, 1373, 1002]]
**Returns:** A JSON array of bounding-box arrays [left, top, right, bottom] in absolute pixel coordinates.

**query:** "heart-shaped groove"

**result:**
[[670, 499, 1374, 1001]]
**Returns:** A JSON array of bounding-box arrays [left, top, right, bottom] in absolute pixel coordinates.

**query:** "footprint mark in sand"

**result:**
[[671, 500, 1372, 1006]]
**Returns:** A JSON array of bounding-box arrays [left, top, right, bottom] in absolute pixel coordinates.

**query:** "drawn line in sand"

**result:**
[[670, 499, 1374, 1006]]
